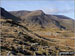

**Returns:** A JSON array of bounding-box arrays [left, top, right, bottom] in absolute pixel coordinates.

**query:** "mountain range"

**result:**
[[1, 7, 75, 31]]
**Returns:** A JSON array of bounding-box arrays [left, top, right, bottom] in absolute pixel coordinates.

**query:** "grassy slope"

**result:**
[[1, 18, 74, 56]]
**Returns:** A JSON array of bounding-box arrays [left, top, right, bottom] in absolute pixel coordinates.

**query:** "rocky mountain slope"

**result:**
[[0, 7, 75, 56], [10, 9, 75, 31], [9, 8, 75, 38]]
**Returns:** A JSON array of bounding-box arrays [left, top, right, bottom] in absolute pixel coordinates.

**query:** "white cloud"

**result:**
[[43, 8, 74, 14], [43, 8, 58, 14]]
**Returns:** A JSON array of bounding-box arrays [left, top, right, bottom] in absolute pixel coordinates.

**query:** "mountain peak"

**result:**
[[34, 10, 44, 13], [33, 10, 45, 15], [26, 10, 45, 17]]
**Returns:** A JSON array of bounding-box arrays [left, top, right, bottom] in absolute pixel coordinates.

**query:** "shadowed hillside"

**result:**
[[0, 7, 21, 22]]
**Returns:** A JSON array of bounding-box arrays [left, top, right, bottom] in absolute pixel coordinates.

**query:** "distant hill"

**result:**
[[53, 15, 71, 19]]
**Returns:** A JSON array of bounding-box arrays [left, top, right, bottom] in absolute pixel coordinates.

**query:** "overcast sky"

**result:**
[[1, 0, 74, 19]]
